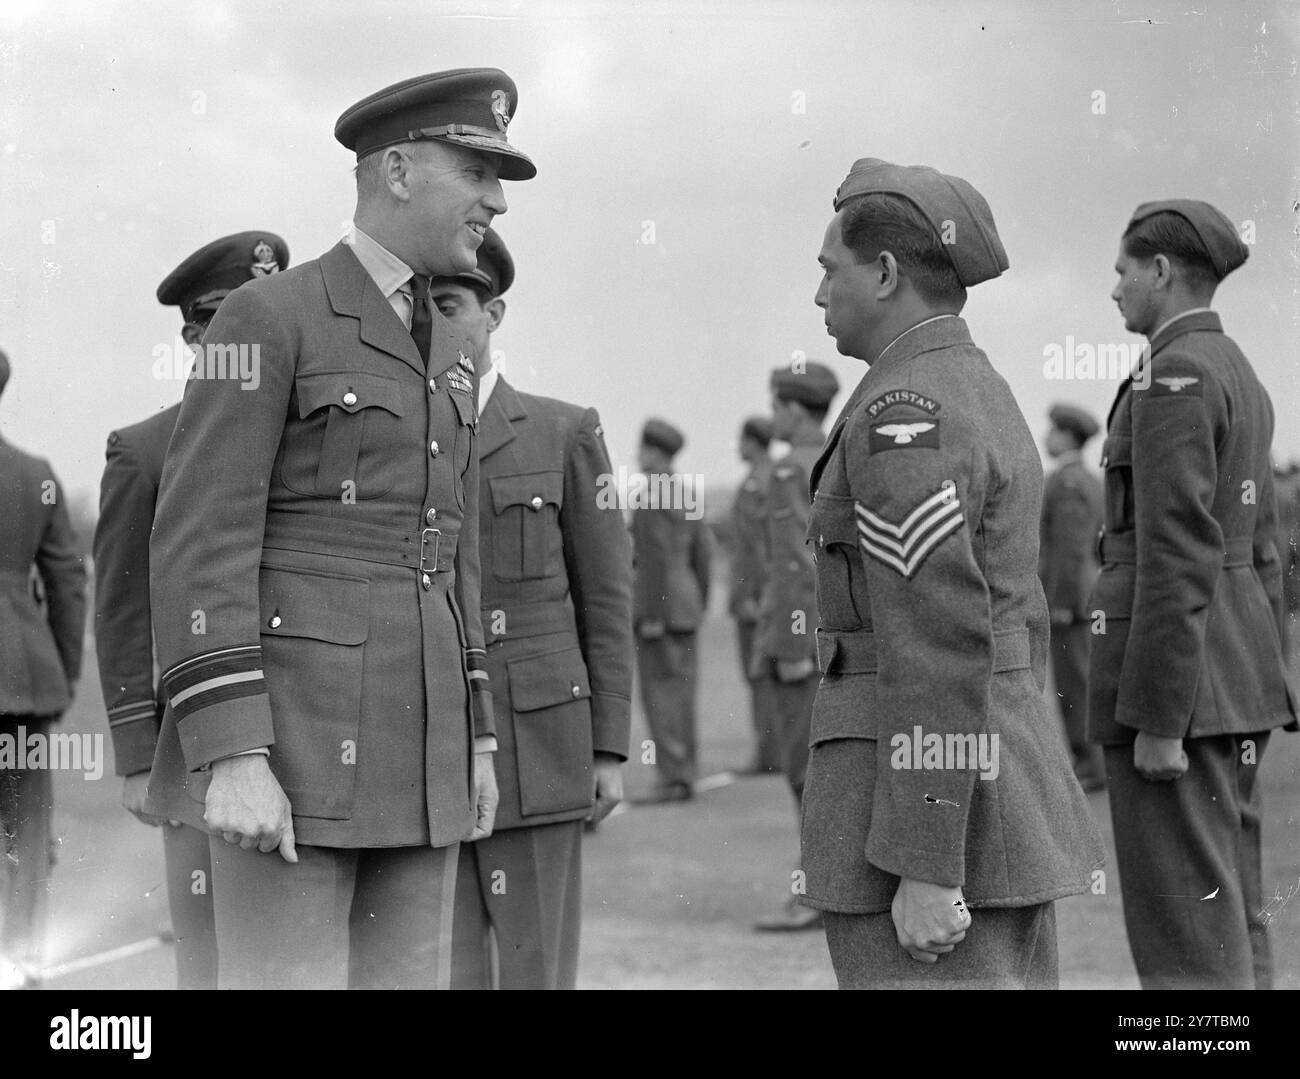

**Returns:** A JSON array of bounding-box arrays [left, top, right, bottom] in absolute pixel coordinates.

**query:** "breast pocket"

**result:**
[[489, 471, 565, 581], [507, 646, 595, 817], [449, 389, 477, 509], [258, 563, 369, 819], [1100, 434, 1133, 533], [807, 494, 867, 627], [280, 370, 405, 501]]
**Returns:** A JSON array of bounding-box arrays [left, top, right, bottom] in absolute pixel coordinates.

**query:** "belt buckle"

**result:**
[[420, 528, 442, 577]]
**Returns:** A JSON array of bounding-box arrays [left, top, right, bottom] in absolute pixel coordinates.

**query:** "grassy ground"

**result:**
[[25, 605, 1300, 990]]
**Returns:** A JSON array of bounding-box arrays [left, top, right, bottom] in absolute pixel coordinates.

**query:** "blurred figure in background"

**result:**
[[1038, 402, 1105, 791], [92, 231, 290, 989], [1273, 459, 1300, 661], [630, 419, 712, 804], [0, 348, 87, 988], [752, 363, 837, 932], [728, 416, 780, 775]]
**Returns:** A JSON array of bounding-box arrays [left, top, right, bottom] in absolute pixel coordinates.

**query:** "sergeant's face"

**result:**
[[405, 142, 507, 277], [1111, 246, 1160, 336], [815, 213, 878, 360], [430, 282, 501, 368]]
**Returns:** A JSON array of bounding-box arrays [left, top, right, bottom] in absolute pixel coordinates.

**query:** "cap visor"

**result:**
[[437, 132, 536, 180]]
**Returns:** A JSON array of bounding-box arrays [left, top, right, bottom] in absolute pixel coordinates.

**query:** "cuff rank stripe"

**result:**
[[161, 645, 265, 721], [856, 489, 964, 579], [107, 702, 158, 726]]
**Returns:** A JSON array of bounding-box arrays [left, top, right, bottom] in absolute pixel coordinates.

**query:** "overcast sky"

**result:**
[[2, 0, 1296, 514]]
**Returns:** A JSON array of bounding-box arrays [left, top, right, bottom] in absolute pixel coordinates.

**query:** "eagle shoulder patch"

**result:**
[[1148, 373, 1203, 398], [869, 419, 940, 452], [855, 484, 963, 579]]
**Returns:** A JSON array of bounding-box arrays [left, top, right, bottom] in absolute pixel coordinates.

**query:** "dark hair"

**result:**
[[772, 394, 830, 424], [840, 193, 967, 308], [1122, 212, 1220, 290], [431, 278, 492, 307]]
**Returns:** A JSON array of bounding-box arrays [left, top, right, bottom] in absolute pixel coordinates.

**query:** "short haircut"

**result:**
[[1122, 211, 1220, 290], [354, 141, 416, 197], [840, 193, 967, 308]]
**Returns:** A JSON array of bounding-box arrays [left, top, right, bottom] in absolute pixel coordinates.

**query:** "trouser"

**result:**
[[770, 671, 817, 803], [161, 822, 217, 990], [1049, 621, 1105, 782], [636, 630, 698, 788], [208, 837, 458, 989], [824, 902, 1059, 989], [734, 619, 781, 770], [450, 819, 583, 989], [0, 714, 55, 972], [1104, 732, 1272, 989]]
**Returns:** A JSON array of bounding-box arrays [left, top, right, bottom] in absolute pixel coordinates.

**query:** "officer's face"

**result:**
[[1111, 246, 1161, 336], [405, 142, 507, 277], [815, 213, 878, 360], [430, 282, 499, 366], [1044, 425, 1073, 459]]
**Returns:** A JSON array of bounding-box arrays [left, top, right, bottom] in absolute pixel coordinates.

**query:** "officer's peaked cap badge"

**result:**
[[251, 239, 281, 277]]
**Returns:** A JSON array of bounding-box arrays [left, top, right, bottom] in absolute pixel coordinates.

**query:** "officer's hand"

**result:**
[[590, 753, 624, 823], [637, 619, 666, 641], [892, 878, 969, 963], [205, 754, 297, 863], [1133, 732, 1188, 782], [775, 657, 816, 683], [121, 771, 167, 827], [467, 751, 499, 841]]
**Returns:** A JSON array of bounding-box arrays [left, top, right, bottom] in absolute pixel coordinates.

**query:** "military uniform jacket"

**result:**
[[1038, 454, 1103, 620], [630, 492, 712, 632], [0, 435, 85, 716], [476, 377, 633, 831], [93, 403, 180, 775], [147, 242, 493, 848], [756, 432, 823, 663], [1087, 310, 1297, 744], [802, 317, 1102, 909], [727, 458, 771, 622]]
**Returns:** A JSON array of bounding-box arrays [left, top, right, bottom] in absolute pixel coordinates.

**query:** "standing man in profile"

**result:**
[[1089, 200, 1297, 989], [93, 231, 290, 990], [799, 159, 1103, 988], [146, 69, 536, 989], [0, 349, 86, 989], [728, 416, 779, 776], [630, 420, 712, 804], [429, 229, 632, 989], [752, 362, 837, 932], [1038, 402, 1105, 791]]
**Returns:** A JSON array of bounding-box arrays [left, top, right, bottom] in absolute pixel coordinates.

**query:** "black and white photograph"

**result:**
[[1, 0, 1297, 1032]]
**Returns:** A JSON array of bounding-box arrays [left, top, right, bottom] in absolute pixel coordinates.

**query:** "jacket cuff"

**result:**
[[107, 701, 161, 776], [161, 645, 275, 771], [591, 692, 631, 759], [467, 649, 496, 739]]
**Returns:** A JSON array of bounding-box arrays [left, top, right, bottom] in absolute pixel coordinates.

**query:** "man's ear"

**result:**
[[181, 323, 204, 347], [486, 297, 507, 333], [384, 146, 413, 201], [1152, 253, 1173, 290], [876, 251, 901, 299]]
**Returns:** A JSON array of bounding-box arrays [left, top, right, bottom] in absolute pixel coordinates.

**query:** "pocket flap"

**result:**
[[449, 386, 477, 427], [490, 471, 564, 515], [508, 647, 591, 711], [295, 370, 404, 420], [259, 565, 369, 645], [1100, 434, 1131, 469], [807, 493, 858, 549]]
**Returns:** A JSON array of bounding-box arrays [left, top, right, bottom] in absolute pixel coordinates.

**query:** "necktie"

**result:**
[[408, 272, 432, 369]]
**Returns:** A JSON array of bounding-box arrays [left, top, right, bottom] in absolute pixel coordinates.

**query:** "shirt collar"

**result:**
[[477, 358, 501, 413], [1149, 306, 1213, 343], [345, 224, 414, 300], [874, 313, 958, 366]]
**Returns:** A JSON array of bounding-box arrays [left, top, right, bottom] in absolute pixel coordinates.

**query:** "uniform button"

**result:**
[[428, 378, 438, 394], [421, 573, 432, 590], [571, 684, 581, 697], [426, 508, 438, 524], [268, 614, 282, 629], [430, 440, 440, 456], [342, 391, 357, 406], [530, 495, 543, 510]]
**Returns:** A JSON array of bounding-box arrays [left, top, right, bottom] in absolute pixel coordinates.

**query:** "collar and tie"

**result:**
[[407, 273, 432, 369]]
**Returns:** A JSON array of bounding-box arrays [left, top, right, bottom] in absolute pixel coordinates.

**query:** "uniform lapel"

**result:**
[[320, 242, 424, 376], [477, 375, 527, 460]]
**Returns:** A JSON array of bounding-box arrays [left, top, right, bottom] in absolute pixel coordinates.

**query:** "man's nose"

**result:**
[[814, 281, 827, 308], [483, 179, 507, 216]]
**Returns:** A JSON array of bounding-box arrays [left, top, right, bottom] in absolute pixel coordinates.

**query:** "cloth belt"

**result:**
[[1098, 531, 1253, 568], [480, 597, 577, 645], [261, 512, 458, 573], [815, 627, 1032, 676]]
